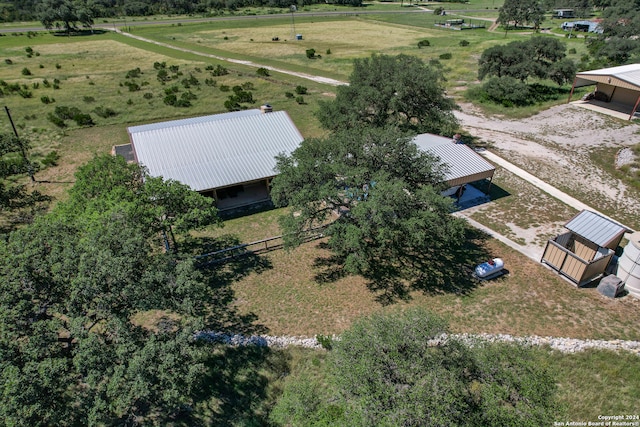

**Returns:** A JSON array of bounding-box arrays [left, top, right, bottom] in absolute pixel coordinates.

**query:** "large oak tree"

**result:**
[[270, 308, 561, 426], [316, 54, 459, 137], [0, 155, 221, 425], [271, 126, 468, 300]]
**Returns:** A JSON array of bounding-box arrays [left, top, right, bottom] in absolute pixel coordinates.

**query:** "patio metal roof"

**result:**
[[565, 210, 631, 247], [128, 110, 303, 192], [412, 134, 495, 187], [574, 63, 640, 91]]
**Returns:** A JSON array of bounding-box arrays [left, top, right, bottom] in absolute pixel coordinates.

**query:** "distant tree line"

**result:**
[[1, 0, 362, 23], [497, 0, 640, 66]]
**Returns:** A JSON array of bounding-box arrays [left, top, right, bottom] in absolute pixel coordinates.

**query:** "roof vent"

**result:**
[[260, 104, 273, 113]]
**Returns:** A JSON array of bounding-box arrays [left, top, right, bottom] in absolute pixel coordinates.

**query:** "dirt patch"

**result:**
[[454, 103, 640, 256]]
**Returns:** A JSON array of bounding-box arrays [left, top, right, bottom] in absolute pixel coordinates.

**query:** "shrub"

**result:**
[[42, 78, 50, 88], [124, 81, 140, 92], [205, 64, 214, 71], [568, 48, 577, 54], [306, 48, 316, 59], [417, 39, 430, 48], [256, 67, 270, 77], [25, 46, 33, 55], [433, 6, 444, 15], [169, 65, 180, 74], [157, 69, 172, 83], [83, 96, 95, 103], [326, 48, 332, 54], [211, 64, 229, 76], [21, 67, 31, 76], [164, 94, 178, 106], [125, 67, 142, 78], [219, 85, 230, 92], [47, 113, 66, 128], [93, 106, 117, 118], [316, 334, 333, 350], [481, 76, 531, 107], [18, 89, 32, 98], [41, 151, 60, 167], [5, 59, 12, 65], [181, 91, 197, 101], [295, 96, 304, 104], [55, 63, 61, 69], [181, 74, 199, 88], [285, 91, 294, 98], [205, 78, 217, 86], [40, 96, 54, 104], [295, 85, 307, 95], [224, 98, 241, 111], [154, 61, 166, 70], [241, 82, 255, 90], [73, 113, 94, 126], [32, 82, 39, 89], [439, 52, 452, 60], [126, 98, 133, 105], [164, 86, 179, 95], [54, 106, 81, 120], [459, 40, 470, 47], [143, 92, 153, 99]]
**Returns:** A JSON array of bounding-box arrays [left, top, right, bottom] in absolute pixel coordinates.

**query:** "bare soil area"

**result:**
[[454, 103, 640, 257]]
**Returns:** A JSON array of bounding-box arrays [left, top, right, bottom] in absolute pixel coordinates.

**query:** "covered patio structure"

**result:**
[[567, 64, 640, 120]]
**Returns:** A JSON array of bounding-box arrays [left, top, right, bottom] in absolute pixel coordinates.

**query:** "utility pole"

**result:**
[[4, 106, 35, 182], [290, 5, 297, 40]]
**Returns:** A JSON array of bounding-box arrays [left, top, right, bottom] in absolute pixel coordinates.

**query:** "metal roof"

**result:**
[[565, 210, 630, 247], [412, 134, 495, 187], [128, 110, 304, 192], [574, 64, 640, 91]]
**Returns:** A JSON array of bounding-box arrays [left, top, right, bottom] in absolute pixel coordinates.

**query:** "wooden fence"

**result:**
[[196, 226, 325, 266]]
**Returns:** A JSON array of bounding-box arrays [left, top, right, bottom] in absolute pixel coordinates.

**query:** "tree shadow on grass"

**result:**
[[188, 345, 290, 426], [312, 226, 493, 306], [171, 235, 285, 424], [181, 234, 273, 335]]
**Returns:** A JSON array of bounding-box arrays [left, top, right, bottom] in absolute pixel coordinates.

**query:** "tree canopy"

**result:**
[[270, 308, 561, 426], [0, 133, 49, 232], [316, 54, 459, 137], [587, 0, 640, 66], [271, 125, 470, 301], [497, 0, 545, 29], [38, 0, 95, 33], [478, 37, 576, 86], [0, 154, 222, 425]]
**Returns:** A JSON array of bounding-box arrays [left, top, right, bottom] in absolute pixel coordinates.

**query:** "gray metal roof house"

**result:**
[[568, 64, 640, 120], [128, 108, 304, 211], [541, 210, 631, 286], [413, 133, 495, 201]]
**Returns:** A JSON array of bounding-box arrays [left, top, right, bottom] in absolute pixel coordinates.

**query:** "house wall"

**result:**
[[207, 179, 271, 211], [611, 87, 640, 107]]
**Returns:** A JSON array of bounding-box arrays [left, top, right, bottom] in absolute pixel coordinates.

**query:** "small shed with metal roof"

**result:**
[[541, 210, 631, 286], [128, 108, 304, 211], [412, 133, 495, 201], [567, 64, 640, 120]]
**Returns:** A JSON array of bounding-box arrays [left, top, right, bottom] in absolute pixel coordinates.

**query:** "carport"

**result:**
[[567, 64, 640, 120]]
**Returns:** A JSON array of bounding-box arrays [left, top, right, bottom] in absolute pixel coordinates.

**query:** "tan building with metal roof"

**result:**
[[568, 64, 640, 120], [128, 108, 304, 212]]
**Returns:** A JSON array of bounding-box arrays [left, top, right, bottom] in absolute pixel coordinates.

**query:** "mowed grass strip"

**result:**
[[196, 207, 640, 341]]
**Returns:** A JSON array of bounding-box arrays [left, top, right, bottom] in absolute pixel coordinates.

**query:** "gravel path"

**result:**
[[196, 331, 640, 355]]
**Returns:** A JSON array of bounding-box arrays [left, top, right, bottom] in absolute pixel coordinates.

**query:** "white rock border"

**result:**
[[195, 331, 640, 355]]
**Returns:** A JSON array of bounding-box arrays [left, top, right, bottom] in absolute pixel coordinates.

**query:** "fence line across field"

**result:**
[[196, 226, 325, 265]]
